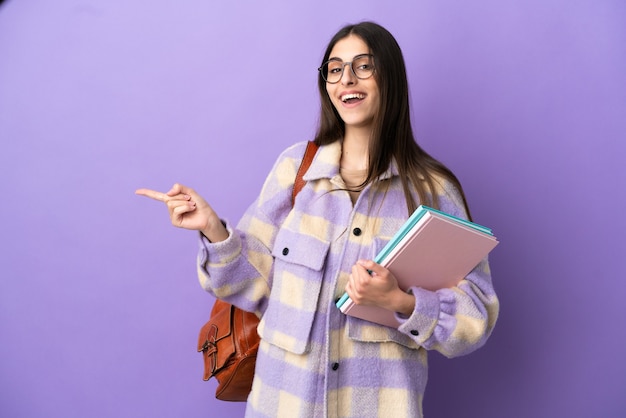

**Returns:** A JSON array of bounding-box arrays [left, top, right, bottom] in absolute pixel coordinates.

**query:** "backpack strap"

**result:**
[[292, 141, 319, 205]]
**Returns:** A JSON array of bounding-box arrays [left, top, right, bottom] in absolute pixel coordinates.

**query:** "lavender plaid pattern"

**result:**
[[198, 140, 499, 417]]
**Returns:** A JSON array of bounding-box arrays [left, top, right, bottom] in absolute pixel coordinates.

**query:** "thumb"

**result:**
[[358, 259, 383, 276], [166, 183, 188, 196]]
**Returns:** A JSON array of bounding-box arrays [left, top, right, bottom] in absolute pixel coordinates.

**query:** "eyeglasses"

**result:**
[[318, 54, 375, 84]]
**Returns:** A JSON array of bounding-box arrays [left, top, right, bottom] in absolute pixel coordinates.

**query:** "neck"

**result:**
[[341, 129, 370, 171], [344, 124, 372, 145]]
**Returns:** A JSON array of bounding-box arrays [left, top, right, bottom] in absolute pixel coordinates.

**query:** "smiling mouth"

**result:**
[[341, 93, 366, 103]]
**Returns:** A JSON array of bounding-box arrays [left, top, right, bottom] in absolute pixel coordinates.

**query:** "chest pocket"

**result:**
[[258, 226, 330, 354]]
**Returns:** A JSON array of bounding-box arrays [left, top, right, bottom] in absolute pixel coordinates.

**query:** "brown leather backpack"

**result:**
[[197, 141, 318, 401]]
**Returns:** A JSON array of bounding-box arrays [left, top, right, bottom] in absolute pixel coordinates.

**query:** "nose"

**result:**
[[340, 62, 356, 85]]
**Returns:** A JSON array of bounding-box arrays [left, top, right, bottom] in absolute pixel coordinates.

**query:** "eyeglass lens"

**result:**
[[321, 55, 374, 83]]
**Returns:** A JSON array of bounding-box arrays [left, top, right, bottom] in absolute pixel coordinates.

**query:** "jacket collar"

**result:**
[[303, 140, 399, 182]]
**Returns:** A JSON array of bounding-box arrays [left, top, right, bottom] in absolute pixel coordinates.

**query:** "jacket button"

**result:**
[[282, 248, 289, 256], [410, 330, 419, 336], [352, 227, 362, 236], [331, 362, 339, 371]]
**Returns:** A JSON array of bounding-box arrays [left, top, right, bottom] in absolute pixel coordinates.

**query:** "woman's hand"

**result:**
[[346, 260, 415, 316], [135, 183, 229, 242]]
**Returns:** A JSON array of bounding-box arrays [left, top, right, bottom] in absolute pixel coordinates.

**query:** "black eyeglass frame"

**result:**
[[318, 54, 375, 84]]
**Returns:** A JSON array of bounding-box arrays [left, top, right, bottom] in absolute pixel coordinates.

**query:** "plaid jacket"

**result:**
[[198, 140, 499, 417]]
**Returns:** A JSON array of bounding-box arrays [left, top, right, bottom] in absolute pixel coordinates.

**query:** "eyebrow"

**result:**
[[327, 53, 371, 62]]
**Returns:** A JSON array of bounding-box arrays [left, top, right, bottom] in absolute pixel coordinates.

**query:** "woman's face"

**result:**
[[325, 35, 380, 133]]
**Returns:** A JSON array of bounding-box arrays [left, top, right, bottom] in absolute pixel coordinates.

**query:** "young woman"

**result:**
[[137, 21, 498, 418]]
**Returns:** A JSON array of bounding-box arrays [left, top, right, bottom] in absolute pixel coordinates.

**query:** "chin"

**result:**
[[341, 117, 374, 129]]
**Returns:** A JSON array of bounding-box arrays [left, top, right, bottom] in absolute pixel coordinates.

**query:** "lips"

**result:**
[[341, 92, 366, 103]]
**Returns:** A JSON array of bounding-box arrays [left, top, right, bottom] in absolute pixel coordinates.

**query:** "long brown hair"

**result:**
[[314, 21, 472, 220]]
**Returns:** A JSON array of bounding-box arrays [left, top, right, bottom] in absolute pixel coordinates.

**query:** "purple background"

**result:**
[[1, 1, 625, 417]]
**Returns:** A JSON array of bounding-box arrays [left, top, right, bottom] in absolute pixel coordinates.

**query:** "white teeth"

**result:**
[[341, 93, 365, 102]]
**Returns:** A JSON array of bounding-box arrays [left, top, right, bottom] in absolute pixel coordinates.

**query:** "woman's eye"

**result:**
[[355, 57, 373, 70]]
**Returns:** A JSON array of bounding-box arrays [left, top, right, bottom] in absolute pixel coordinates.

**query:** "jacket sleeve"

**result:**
[[196, 142, 308, 317], [396, 181, 500, 358]]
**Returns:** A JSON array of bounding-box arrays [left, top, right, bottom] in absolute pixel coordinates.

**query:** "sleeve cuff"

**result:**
[[197, 219, 240, 268], [396, 286, 440, 344]]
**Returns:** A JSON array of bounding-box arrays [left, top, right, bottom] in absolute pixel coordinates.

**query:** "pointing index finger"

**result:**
[[135, 188, 168, 202]]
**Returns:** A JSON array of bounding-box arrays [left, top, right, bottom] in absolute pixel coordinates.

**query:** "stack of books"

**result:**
[[335, 205, 499, 328]]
